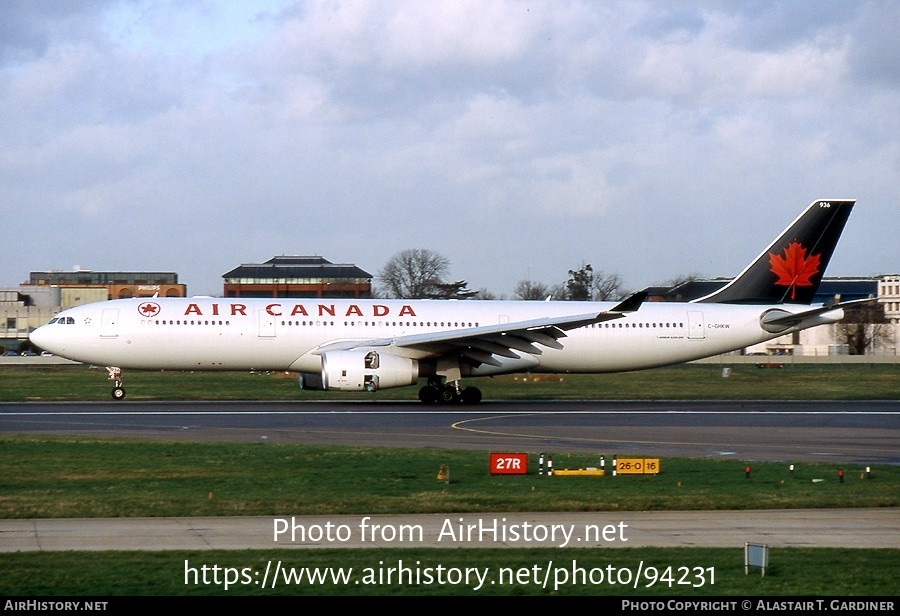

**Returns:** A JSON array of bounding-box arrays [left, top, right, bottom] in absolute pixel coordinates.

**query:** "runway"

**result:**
[[2, 399, 897, 552], [2, 399, 898, 464]]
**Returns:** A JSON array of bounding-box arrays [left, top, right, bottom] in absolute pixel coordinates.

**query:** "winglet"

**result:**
[[608, 290, 647, 314]]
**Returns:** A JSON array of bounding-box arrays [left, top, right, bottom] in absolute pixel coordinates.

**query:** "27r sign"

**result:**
[[489, 452, 528, 475]]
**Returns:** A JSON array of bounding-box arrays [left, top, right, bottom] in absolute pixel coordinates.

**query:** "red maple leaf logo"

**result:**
[[769, 241, 821, 300], [139, 302, 161, 317]]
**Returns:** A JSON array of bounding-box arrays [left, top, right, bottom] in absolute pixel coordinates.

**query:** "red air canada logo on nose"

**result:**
[[138, 302, 161, 318], [769, 241, 821, 300]]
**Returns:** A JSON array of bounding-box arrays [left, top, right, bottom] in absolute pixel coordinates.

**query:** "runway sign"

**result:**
[[615, 458, 661, 475], [489, 452, 528, 475]]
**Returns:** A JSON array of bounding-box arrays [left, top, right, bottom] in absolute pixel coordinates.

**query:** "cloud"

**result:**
[[1, 1, 896, 297]]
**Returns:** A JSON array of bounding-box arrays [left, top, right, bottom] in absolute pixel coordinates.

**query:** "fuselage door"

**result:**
[[258, 309, 276, 338], [687, 311, 705, 340], [100, 309, 119, 338]]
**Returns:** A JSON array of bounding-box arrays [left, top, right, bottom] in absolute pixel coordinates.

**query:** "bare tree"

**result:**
[[472, 288, 499, 300], [513, 280, 550, 300], [547, 284, 566, 301], [836, 301, 893, 355], [563, 263, 629, 300], [377, 249, 451, 299], [594, 271, 628, 300]]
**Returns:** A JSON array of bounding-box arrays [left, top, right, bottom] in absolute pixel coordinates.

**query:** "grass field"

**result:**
[[1, 439, 897, 519], [1, 363, 897, 596], [2, 362, 899, 401]]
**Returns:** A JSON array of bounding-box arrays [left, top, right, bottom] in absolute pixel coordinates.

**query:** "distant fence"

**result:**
[[0, 356, 81, 366], [693, 354, 899, 365]]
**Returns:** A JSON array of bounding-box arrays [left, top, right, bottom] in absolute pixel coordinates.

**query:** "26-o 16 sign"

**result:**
[[489, 452, 528, 475], [616, 458, 661, 475]]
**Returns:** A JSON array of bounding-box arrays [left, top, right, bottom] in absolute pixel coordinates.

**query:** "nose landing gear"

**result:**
[[107, 367, 126, 400]]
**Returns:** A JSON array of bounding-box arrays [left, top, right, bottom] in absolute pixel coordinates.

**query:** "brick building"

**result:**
[[222, 256, 372, 299]]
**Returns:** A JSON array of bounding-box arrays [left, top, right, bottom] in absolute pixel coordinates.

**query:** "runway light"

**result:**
[[745, 465, 751, 479], [437, 464, 449, 484]]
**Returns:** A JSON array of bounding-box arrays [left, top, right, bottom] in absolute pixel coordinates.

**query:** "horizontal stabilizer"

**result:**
[[760, 296, 874, 333]]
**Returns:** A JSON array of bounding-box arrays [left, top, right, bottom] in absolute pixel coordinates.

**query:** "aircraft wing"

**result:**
[[312, 291, 647, 366]]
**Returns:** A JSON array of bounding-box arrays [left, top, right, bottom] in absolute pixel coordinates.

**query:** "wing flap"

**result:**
[[484, 334, 543, 355], [519, 329, 566, 350], [448, 345, 504, 367], [462, 339, 521, 359]]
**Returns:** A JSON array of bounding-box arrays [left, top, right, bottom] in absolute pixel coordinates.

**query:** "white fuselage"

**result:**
[[30, 296, 839, 377]]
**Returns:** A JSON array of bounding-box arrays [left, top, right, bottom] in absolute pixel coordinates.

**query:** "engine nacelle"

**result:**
[[297, 371, 325, 390], [313, 350, 419, 392]]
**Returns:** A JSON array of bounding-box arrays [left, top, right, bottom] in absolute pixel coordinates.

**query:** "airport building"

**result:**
[[28, 270, 186, 301], [879, 275, 900, 324], [222, 256, 373, 299], [1, 270, 185, 355]]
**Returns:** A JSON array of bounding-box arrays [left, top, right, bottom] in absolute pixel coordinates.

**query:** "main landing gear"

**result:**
[[107, 366, 126, 400], [418, 379, 482, 404]]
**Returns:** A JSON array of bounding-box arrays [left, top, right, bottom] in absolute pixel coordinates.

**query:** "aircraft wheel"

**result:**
[[461, 387, 482, 404], [439, 386, 459, 404], [418, 385, 439, 403], [112, 387, 126, 400]]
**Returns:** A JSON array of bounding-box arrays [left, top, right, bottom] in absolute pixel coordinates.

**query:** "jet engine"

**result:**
[[299, 350, 419, 392]]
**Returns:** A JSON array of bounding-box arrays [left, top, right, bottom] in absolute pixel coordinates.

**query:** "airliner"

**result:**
[[30, 199, 863, 403]]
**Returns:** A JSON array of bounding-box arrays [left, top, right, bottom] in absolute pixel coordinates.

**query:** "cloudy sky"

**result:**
[[2, 0, 897, 298]]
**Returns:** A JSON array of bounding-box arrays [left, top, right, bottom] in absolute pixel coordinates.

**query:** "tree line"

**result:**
[[375, 248, 633, 301]]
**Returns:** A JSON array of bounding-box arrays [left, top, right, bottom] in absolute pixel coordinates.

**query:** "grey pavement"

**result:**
[[2, 509, 897, 552]]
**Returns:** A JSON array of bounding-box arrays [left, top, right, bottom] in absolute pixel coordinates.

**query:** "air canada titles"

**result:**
[[172, 302, 418, 318]]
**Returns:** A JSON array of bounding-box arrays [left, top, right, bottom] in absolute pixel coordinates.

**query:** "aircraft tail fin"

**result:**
[[695, 199, 855, 305]]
